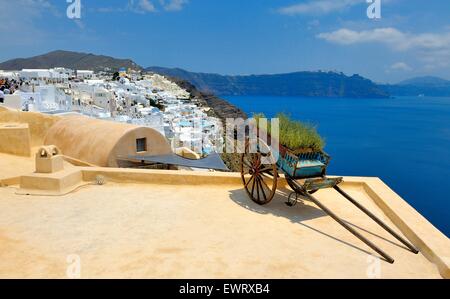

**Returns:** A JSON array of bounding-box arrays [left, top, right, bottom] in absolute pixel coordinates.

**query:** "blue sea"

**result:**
[[224, 95, 450, 236]]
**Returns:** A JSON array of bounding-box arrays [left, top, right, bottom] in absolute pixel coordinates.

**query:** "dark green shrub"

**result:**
[[254, 113, 325, 152]]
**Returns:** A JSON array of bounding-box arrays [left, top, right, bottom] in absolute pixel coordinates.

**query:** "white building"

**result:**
[[17, 92, 42, 112], [93, 87, 114, 109], [0, 95, 21, 110], [76, 70, 94, 80], [119, 77, 130, 85], [19, 69, 70, 83], [52, 67, 73, 80], [19, 69, 51, 81], [0, 70, 18, 80]]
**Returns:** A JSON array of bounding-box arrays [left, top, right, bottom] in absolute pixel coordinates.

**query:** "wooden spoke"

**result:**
[[244, 175, 254, 188], [251, 175, 256, 197], [259, 165, 274, 173], [260, 171, 274, 179], [259, 176, 271, 193], [255, 177, 261, 202], [257, 176, 268, 202]]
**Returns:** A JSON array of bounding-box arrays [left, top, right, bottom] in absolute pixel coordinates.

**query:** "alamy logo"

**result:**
[[367, 0, 382, 19], [366, 255, 382, 278], [67, 0, 81, 19], [66, 254, 81, 278]]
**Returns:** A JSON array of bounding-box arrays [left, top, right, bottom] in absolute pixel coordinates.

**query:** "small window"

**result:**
[[136, 138, 147, 153]]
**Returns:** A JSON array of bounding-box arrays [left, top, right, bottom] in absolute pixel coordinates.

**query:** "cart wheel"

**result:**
[[241, 139, 278, 205], [286, 192, 299, 207], [286, 177, 304, 195], [286, 177, 319, 196]]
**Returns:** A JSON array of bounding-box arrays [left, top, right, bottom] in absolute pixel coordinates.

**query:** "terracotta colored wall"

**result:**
[[44, 115, 172, 167]]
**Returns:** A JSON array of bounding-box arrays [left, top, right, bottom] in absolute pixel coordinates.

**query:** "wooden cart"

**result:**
[[240, 138, 419, 263]]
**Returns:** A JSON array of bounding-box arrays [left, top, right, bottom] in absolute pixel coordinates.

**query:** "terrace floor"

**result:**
[[0, 152, 35, 180], [0, 178, 442, 278]]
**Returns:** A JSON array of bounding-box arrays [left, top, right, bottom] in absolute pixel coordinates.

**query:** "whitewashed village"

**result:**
[[0, 67, 224, 160]]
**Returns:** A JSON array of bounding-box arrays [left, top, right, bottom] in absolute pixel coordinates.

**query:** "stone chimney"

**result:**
[[35, 145, 64, 174]]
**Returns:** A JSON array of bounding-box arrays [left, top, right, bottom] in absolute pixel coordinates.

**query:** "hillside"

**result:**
[[380, 76, 450, 97], [146, 67, 390, 98], [0, 50, 141, 72], [165, 76, 247, 121], [3, 51, 448, 97], [398, 76, 450, 87]]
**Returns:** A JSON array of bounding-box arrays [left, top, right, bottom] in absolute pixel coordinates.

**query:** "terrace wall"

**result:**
[[0, 107, 60, 146], [0, 123, 31, 156]]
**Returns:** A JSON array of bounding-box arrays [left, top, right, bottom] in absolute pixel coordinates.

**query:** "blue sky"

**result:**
[[1, 0, 450, 83]]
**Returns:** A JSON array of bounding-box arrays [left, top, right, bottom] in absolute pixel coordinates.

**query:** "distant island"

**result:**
[[147, 67, 450, 98], [1, 50, 450, 98], [379, 76, 450, 97], [146, 67, 389, 98]]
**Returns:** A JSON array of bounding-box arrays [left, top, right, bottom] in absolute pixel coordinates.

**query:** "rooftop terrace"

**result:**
[[0, 152, 448, 279]]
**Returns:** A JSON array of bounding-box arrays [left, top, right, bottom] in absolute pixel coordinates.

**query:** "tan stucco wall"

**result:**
[[0, 108, 60, 146], [360, 177, 450, 279], [109, 127, 173, 167], [44, 115, 172, 167], [0, 123, 31, 157]]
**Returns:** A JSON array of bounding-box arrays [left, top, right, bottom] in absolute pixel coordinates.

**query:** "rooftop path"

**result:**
[[0, 172, 444, 278]]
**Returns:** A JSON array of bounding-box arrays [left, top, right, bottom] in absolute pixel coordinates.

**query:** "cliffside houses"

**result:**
[[76, 70, 94, 80], [19, 68, 72, 83], [0, 68, 223, 156]]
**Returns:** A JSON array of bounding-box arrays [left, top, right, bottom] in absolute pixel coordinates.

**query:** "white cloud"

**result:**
[[317, 27, 450, 69], [317, 28, 404, 47], [99, 0, 188, 14], [307, 19, 321, 30], [317, 27, 450, 51], [127, 0, 157, 13], [139, 0, 157, 12], [159, 0, 189, 12], [390, 62, 412, 71], [277, 0, 362, 16]]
